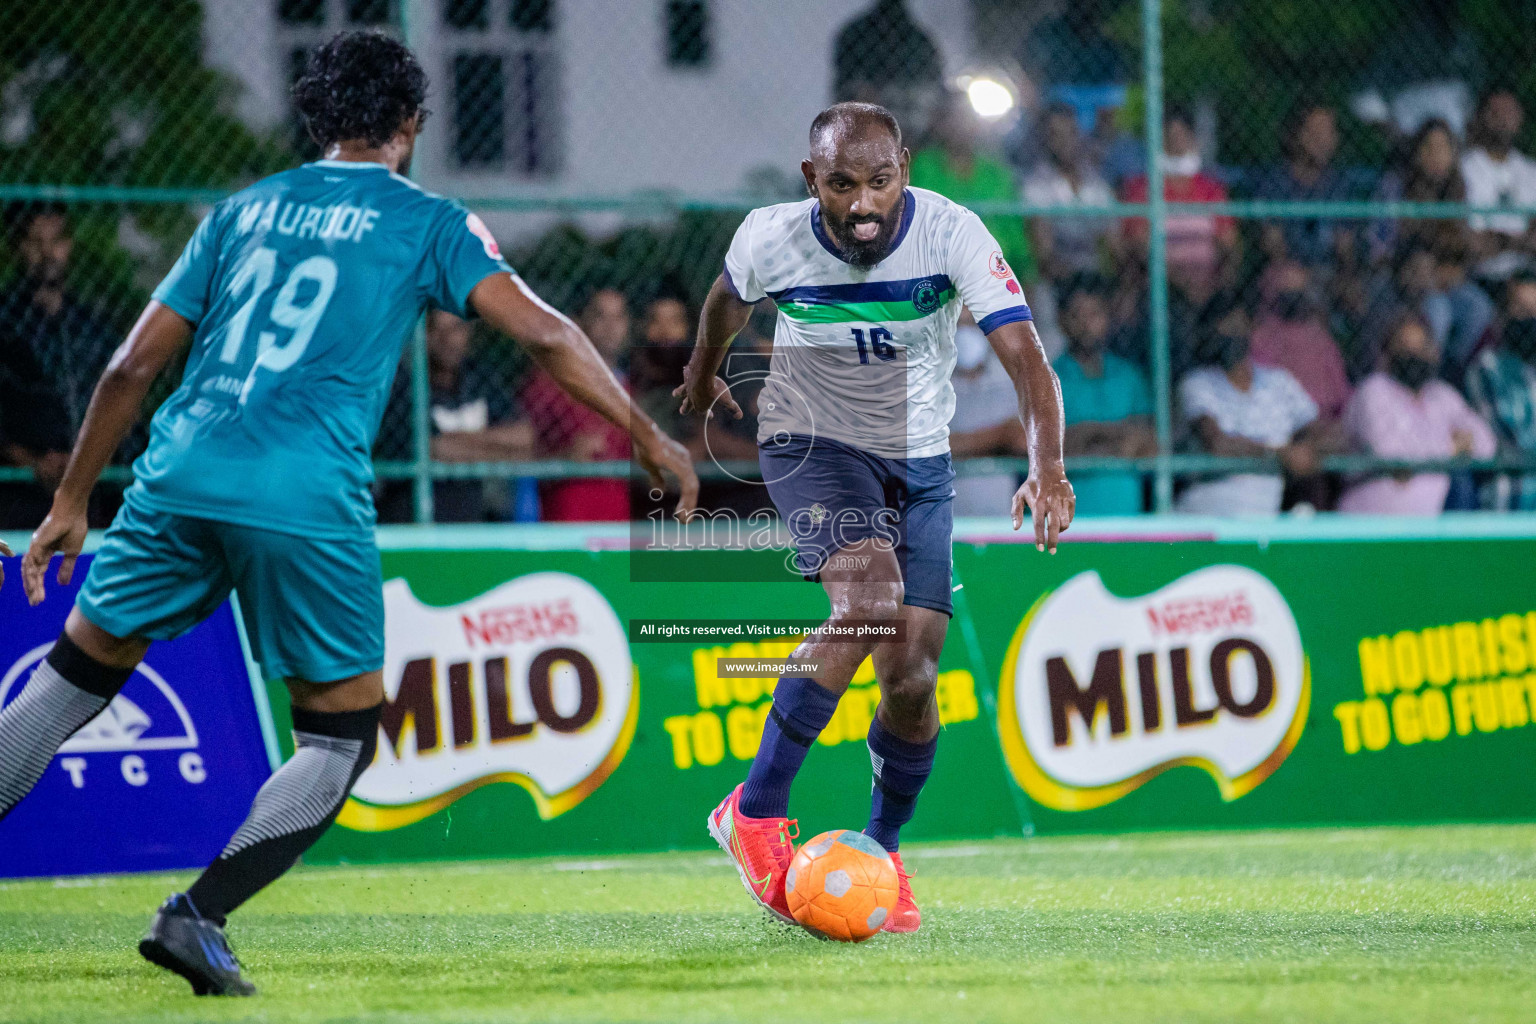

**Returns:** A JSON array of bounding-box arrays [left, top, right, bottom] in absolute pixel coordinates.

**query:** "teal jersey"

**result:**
[[135, 160, 512, 538]]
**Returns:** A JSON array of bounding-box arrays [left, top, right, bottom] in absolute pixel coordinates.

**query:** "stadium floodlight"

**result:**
[[959, 74, 1016, 120]]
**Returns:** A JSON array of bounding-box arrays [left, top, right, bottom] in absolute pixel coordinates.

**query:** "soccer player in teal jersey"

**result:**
[[0, 32, 696, 996]]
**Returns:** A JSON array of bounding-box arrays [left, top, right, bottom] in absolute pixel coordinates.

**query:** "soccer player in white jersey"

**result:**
[[684, 103, 1075, 932]]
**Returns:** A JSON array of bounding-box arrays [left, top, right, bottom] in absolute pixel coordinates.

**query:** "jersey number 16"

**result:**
[[850, 327, 896, 364]]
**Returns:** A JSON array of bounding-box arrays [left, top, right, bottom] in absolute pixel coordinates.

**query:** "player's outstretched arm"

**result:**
[[22, 302, 192, 605], [674, 274, 752, 419], [987, 319, 1075, 553], [0, 537, 12, 591], [467, 272, 698, 519]]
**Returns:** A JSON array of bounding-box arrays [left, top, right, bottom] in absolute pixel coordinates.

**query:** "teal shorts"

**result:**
[[78, 499, 384, 683]]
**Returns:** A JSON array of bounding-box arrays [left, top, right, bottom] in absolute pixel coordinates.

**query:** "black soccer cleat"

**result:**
[[137, 893, 256, 996]]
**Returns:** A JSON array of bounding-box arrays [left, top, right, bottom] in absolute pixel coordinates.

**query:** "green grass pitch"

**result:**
[[2, 824, 1533, 1023]]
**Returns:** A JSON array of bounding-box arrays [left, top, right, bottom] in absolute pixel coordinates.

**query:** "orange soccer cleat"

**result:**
[[882, 851, 921, 933], [707, 784, 798, 924]]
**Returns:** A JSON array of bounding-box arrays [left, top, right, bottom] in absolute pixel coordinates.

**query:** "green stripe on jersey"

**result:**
[[775, 287, 956, 324]]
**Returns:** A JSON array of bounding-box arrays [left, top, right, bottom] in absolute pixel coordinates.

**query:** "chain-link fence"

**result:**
[[2, 0, 1535, 527]]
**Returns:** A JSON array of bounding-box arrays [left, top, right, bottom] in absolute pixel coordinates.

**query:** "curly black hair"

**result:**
[[292, 30, 429, 150]]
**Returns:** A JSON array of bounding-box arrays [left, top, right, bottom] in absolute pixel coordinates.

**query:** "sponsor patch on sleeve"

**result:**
[[989, 250, 1013, 280], [466, 212, 501, 260]]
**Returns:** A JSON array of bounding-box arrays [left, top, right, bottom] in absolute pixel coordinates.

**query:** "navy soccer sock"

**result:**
[[738, 676, 841, 819], [863, 716, 938, 853]]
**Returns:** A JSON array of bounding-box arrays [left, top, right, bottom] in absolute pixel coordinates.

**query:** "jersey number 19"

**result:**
[[219, 246, 339, 402]]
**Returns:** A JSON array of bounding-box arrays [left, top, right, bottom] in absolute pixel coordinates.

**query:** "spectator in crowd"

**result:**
[[949, 311, 1025, 516], [0, 343, 69, 529], [521, 287, 635, 522], [1427, 228, 1497, 383], [1353, 241, 1435, 383], [632, 294, 695, 436], [641, 293, 766, 516], [1176, 293, 1326, 517], [376, 310, 533, 523], [0, 204, 121, 528], [1121, 106, 1239, 307], [1052, 275, 1154, 515], [1254, 100, 1361, 279], [911, 91, 1034, 282], [0, 204, 120, 440], [1352, 231, 1495, 386], [1024, 102, 1116, 284], [1249, 259, 1352, 424], [833, 0, 943, 140], [1465, 272, 1536, 510], [1461, 87, 1536, 282], [1101, 265, 1200, 381], [579, 284, 632, 375], [1339, 312, 1495, 515], [1369, 118, 1466, 265]]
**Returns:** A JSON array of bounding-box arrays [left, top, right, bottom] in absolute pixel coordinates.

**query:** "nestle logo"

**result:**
[[462, 599, 578, 648], [1146, 591, 1254, 637]]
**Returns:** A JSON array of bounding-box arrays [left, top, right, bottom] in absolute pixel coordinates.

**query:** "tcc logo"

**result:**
[[0, 643, 208, 791]]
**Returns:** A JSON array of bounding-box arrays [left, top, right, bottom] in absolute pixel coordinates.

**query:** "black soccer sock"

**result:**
[[186, 703, 380, 923], [0, 632, 135, 822]]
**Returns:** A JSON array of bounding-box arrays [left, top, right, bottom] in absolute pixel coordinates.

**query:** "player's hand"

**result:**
[[1013, 464, 1075, 554], [673, 366, 742, 420], [21, 503, 88, 607], [636, 429, 700, 522], [0, 537, 12, 591]]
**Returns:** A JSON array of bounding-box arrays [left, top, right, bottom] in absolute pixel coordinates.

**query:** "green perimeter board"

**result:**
[[278, 531, 1536, 865], [954, 536, 1536, 834], [296, 547, 1023, 865]]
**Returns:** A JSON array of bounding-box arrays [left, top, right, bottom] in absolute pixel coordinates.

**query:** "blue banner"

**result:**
[[0, 554, 275, 878]]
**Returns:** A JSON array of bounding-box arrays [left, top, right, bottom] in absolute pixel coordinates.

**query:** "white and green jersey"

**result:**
[[723, 186, 1032, 458]]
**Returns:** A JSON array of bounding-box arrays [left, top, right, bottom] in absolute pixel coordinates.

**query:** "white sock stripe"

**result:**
[[291, 730, 363, 758], [219, 732, 364, 856], [0, 661, 109, 813]]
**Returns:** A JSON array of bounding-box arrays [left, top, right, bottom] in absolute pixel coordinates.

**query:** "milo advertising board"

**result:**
[[957, 530, 1536, 833], [290, 524, 1536, 866], [297, 544, 1018, 865], [997, 566, 1308, 813]]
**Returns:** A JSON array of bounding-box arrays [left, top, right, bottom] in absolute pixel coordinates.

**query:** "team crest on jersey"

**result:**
[[466, 212, 501, 260], [911, 279, 941, 314], [989, 251, 1013, 280]]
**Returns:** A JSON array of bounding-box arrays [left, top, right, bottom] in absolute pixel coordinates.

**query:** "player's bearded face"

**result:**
[[810, 144, 909, 268], [824, 199, 903, 268]]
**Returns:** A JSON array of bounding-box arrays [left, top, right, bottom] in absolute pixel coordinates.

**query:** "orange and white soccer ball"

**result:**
[[785, 829, 899, 941]]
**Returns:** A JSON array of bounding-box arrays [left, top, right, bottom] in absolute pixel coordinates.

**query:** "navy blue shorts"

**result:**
[[759, 433, 955, 616]]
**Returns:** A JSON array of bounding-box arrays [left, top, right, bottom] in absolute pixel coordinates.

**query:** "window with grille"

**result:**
[[665, 0, 710, 68], [269, 1, 559, 179], [440, 0, 561, 176]]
